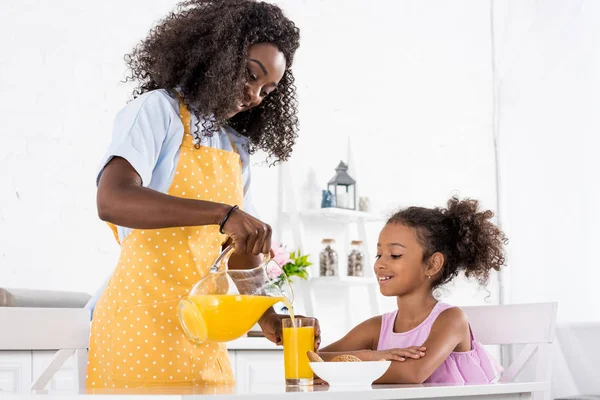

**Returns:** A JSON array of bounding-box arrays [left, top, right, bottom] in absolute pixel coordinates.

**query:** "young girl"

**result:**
[[318, 197, 506, 384]]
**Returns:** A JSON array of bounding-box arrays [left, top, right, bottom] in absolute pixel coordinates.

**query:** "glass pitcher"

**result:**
[[177, 245, 294, 344]]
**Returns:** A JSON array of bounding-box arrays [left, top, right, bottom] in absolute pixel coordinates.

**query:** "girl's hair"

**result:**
[[388, 197, 507, 288], [125, 0, 300, 163]]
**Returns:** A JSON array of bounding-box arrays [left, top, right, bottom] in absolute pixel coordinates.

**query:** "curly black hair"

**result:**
[[388, 197, 508, 288], [124, 0, 300, 163]]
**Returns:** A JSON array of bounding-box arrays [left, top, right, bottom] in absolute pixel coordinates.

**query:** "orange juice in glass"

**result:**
[[282, 317, 315, 386]]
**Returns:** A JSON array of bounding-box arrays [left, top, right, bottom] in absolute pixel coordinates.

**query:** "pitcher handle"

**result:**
[[209, 244, 273, 273]]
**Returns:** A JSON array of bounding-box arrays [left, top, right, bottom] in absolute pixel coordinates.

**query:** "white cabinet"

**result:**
[[228, 350, 237, 379], [0, 351, 32, 394], [235, 351, 284, 392], [0, 349, 284, 394]]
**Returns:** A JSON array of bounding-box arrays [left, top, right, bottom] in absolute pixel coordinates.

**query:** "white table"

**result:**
[[4, 382, 546, 399]]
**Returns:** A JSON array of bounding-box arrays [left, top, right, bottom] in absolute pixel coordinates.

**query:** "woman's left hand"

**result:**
[[259, 312, 321, 350]]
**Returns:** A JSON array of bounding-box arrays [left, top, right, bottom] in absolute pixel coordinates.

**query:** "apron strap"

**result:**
[[176, 91, 238, 155], [106, 223, 121, 245], [177, 94, 192, 138], [226, 132, 238, 154]]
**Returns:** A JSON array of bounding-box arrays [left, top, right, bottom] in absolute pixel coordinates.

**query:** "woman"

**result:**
[[87, 0, 317, 389]]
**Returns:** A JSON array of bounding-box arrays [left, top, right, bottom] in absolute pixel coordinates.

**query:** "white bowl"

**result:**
[[309, 361, 391, 386]]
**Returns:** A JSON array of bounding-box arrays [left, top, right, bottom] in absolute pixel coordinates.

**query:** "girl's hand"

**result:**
[[365, 346, 426, 362]]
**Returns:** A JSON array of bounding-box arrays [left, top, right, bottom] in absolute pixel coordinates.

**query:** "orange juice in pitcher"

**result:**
[[182, 294, 288, 343], [178, 245, 295, 344]]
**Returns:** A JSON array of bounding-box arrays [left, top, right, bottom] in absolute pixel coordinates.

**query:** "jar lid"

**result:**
[[351, 240, 363, 245], [322, 238, 335, 243]]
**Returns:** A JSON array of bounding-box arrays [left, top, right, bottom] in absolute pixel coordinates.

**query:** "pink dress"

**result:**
[[377, 302, 503, 384]]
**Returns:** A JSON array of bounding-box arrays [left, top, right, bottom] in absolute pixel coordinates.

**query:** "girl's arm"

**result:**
[[318, 316, 425, 363], [374, 307, 470, 384], [316, 316, 381, 360]]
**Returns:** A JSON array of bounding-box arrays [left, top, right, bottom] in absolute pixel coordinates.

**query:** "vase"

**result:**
[[359, 197, 371, 212], [321, 190, 334, 208]]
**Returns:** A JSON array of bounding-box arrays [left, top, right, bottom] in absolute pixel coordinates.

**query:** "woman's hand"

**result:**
[[258, 312, 321, 350], [220, 207, 272, 255], [363, 346, 426, 362]]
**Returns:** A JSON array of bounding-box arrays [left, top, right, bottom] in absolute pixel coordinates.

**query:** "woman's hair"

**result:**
[[388, 197, 507, 288], [125, 0, 300, 163]]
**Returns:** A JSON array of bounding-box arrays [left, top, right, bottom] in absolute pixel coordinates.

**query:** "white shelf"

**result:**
[[308, 276, 377, 286], [278, 162, 383, 322], [285, 208, 385, 223]]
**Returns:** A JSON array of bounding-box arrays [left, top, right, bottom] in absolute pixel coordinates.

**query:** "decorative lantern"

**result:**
[[327, 161, 356, 210]]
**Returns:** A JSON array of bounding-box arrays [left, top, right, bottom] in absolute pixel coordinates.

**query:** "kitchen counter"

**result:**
[[226, 337, 281, 351], [11, 381, 545, 399]]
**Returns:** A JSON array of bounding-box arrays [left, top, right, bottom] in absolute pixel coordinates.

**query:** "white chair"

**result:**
[[463, 302, 558, 400], [0, 307, 90, 394]]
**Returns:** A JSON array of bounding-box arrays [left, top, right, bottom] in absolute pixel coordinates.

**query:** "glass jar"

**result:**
[[319, 239, 338, 276], [347, 240, 364, 277]]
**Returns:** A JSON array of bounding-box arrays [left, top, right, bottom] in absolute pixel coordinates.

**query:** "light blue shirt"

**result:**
[[86, 89, 259, 314], [97, 89, 258, 241]]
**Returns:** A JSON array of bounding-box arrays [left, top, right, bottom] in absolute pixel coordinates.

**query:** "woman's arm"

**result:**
[[97, 157, 272, 254], [374, 307, 470, 384], [97, 157, 229, 228]]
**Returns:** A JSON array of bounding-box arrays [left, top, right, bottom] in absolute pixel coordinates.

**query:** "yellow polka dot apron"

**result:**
[[87, 99, 242, 389]]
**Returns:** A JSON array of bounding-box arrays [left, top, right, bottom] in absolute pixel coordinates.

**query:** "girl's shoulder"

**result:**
[[359, 314, 384, 330], [429, 303, 469, 330], [435, 305, 469, 328]]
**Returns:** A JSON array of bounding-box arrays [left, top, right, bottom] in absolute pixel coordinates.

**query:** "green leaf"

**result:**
[[275, 248, 313, 283]]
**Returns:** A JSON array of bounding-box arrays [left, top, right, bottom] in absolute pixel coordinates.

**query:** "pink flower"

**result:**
[[271, 242, 291, 267], [266, 262, 283, 280]]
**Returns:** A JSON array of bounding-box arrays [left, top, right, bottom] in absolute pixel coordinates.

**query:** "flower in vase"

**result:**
[[270, 243, 312, 286], [271, 242, 291, 267], [266, 262, 284, 280]]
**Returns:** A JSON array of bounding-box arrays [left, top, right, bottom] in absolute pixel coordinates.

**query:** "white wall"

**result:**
[[0, 0, 181, 293], [265, 0, 499, 338], [0, 1, 500, 342], [258, 0, 497, 220], [493, 0, 600, 323]]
